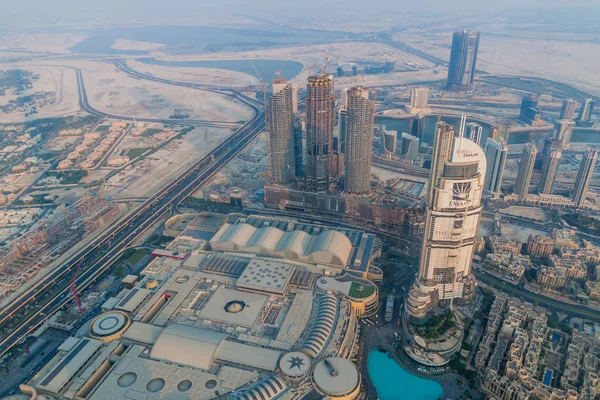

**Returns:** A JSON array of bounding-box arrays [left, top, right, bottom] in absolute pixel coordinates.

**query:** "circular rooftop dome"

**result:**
[[313, 357, 360, 398], [224, 300, 246, 314], [280, 351, 311, 378], [89, 311, 130, 342]]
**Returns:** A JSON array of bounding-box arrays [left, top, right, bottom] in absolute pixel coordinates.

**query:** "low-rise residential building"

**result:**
[[484, 252, 530, 279], [490, 236, 523, 255], [537, 266, 567, 289], [549, 255, 588, 279]]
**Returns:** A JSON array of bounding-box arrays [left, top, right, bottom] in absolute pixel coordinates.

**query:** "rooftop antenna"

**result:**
[[458, 114, 466, 139], [457, 114, 467, 155]]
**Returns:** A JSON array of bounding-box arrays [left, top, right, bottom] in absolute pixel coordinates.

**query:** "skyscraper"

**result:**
[[293, 116, 304, 178], [407, 133, 486, 318], [572, 148, 597, 208], [305, 74, 335, 193], [381, 129, 397, 159], [268, 79, 296, 184], [484, 137, 508, 194], [559, 98, 577, 120], [344, 86, 375, 193], [407, 87, 430, 113], [520, 94, 543, 126], [514, 143, 537, 202], [446, 30, 480, 88], [400, 132, 420, 164], [427, 119, 455, 203], [466, 122, 483, 146], [577, 98, 595, 127], [539, 144, 562, 194], [338, 109, 347, 154], [554, 119, 575, 148]]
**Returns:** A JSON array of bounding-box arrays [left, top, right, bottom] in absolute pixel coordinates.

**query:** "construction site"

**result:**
[[0, 194, 121, 303]]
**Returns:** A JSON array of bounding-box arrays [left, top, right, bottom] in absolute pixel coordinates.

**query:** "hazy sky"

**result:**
[[0, 0, 599, 27]]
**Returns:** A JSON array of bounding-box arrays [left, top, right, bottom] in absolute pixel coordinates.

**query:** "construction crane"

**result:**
[[70, 259, 84, 313], [250, 61, 268, 107], [276, 55, 291, 80]]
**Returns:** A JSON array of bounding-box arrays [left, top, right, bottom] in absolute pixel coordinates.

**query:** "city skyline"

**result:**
[[1, 6, 600, 400]]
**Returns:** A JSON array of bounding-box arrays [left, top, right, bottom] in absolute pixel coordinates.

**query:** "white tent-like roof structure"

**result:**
[[210, 223, 353, 267]]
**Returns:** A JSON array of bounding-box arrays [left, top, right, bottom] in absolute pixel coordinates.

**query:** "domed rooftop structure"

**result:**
[[279, 351, 311, 379], [89, 311, 130, 343], [313, 357, 360, 399]]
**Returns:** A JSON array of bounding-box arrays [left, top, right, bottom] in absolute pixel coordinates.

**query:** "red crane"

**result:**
[[70, 260, 84, 313]]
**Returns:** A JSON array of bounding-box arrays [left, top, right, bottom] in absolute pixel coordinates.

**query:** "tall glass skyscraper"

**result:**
[[446, 30, 481, 88], [484, 138, 508, 195]]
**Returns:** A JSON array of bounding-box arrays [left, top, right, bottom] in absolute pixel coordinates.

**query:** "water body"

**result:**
[[137, 58, 303, 82], [376, 115, 600, 146], [375, 115, 491, 147], [367, 350, 444, 400], [505, 129, 600, 145], [69, 25, 348, 55]]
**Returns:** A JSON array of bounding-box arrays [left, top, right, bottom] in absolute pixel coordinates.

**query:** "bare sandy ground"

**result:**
[[500, 206, 548, 222], [0, 66, 80, 123], [0, 33, 87, 54], [111, 39, 165, 51], [394, 31, 600, 96], [4, 59, 254, 122], [64, 60, 254, 122], [500, 224, 546, 243], [128, 59, 259, 88]]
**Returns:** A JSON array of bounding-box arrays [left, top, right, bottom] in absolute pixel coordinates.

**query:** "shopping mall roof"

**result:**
[[236, 258, 295, 294], [210, 222, 353, 267], [216, 340, 281, 371], [313, 357, 360, 396], [279, 351, 311, 378], [122, 322, 164, 345], [35, 338, 102, 394], [149, 324, 227, 370], [198, 287, 267, 328], [88, 345, 251, 400]]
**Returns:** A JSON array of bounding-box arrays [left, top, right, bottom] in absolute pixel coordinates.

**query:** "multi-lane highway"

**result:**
[[0, 62, 264, 357]]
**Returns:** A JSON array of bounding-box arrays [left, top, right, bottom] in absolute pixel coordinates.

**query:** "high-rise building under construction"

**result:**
[[344, 86, 375, 193], [305, 74, 335, 192], [446, 30, 480, 88], [268, 79, 296, 184]]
